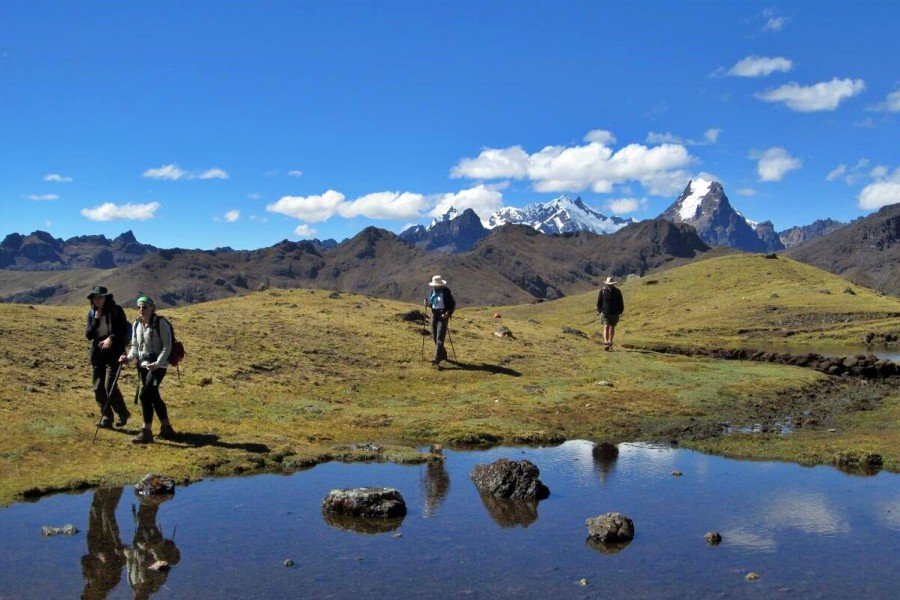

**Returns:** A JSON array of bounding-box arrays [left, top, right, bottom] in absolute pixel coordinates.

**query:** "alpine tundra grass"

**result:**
[[0, 254, 897, 505]]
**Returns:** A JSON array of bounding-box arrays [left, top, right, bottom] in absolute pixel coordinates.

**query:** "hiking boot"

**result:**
[[131, 428, 153, 444], [97, 416, 113, 429], [158, 424, 176, 440], [114, 410, 130, 427]]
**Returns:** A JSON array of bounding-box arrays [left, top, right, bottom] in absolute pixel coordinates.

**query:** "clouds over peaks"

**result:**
[[726, 56, 793, 78], [81, 202, 160, 222], [750, 147, 801, 182]]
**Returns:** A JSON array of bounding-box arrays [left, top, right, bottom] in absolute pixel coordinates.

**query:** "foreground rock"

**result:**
[[705, 531, 723, 545], [321, 487, 407, 518], [135, 473, 176, 497], [586, 512, 634, 544], [41, 524, 78, 537], [470, 458, 550, 500]]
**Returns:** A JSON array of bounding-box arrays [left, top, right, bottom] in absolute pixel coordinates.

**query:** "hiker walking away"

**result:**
[[86, 285, 131, 428], [119, 296, 176, 444], [596, 276, 624, 351], [423, 275, 456, 365]]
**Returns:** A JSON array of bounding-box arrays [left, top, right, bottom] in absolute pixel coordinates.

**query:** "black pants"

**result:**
[[137, 366, 168, 425], [92, 353, 127, 420], [430, 310, 449, 362]]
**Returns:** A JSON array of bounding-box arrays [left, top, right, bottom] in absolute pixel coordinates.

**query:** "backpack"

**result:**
[[151, 316, 186, 368]]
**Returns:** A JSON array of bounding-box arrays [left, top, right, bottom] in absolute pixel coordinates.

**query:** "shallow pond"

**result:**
[[2, 441, 898, 599]]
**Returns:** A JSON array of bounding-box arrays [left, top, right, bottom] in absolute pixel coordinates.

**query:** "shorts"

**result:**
[[600, 313, 620, 326]]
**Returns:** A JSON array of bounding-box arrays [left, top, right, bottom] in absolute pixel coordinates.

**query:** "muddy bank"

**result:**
[[628, 343, 898, 379]]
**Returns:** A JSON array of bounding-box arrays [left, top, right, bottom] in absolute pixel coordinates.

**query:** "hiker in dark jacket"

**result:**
[[424, 275, 456, 365], [86, 285, 131, 428], [596, 276, 624, 351], [119, 296, 175, 444]]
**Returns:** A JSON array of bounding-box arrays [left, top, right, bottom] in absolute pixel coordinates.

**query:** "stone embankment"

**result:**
[[630, 344, 897, 379]]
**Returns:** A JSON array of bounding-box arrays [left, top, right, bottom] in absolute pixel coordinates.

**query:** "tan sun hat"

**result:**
[[428, 275, 447, 287], [603, 277, 618, 285]]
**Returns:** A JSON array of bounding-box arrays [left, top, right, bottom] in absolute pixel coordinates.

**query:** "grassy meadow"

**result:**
[[0, 254, 898, 505]]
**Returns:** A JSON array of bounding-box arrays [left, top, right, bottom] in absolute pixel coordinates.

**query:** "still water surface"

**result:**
[[1, 441, 898, 599]]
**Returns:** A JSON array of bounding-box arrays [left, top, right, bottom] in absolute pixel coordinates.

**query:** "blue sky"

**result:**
[[1, 1, 898, 249]]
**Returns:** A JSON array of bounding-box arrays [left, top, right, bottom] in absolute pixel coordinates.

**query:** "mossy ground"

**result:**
[[1, 254, 898, 505]]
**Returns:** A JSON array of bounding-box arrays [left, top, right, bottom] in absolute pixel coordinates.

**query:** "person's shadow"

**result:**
[[440, 360, 521, 377], [155, 431, 269, 454]]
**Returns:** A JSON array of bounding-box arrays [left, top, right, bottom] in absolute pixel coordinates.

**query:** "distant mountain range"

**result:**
[[778, 218, 847, 249], [0, 220, 709, 307]]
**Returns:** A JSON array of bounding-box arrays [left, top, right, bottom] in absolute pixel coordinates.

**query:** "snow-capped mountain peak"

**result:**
[[677, 178, 712, 221], [429, 206, 459, 228], [487, 195, 633, 235]]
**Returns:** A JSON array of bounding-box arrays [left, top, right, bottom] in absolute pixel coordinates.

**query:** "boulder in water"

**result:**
[[321, 487, 407, 518], [586, 512, 634, 543], [470, 458, 549, 500]]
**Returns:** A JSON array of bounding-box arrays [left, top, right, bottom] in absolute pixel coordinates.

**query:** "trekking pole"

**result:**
[[446, 323, 457, 361], [421, 312, 428, 361], [92, 362, 123, 443]]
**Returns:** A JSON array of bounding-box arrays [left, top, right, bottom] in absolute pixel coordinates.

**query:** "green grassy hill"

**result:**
[[0, 255, 897, 505]]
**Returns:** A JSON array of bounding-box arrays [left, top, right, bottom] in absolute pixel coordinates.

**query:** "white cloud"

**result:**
[[28, 193, 58, 201], [338, 191, 428, 220], [430, 184, 505, 219], [756, 78, 866, 112], [704, 128, 722, 143], [737, 188, 757, 197], [197, 168, 229, 180], [826, 164, 847, 182], [265, 170, 279, 177], [870, 165, 888, 179], [294, 224, 316, 238], [266, 190, 345, 223], [751, 147, 801, 182], [247, 193, 262, 200], [43, 173, 73, 183], [288, 170, 304, 177], [583, 129, 616, 145], [761, 8, 788, 32], [224, 210, 240, 222], [859, 168, 900, 210], [81, 201, 160, 221], [869, 89, 900, 112], [451, 132, 694, 197], [142, 164, 229, 180], [727, 56, 793, 78], [646, 132, 682, 145], [606, 197, 647, 215], [249, 215, 269, 223]]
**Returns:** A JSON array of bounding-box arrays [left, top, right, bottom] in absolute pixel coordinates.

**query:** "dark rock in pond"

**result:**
[[477, 494, 539, 528], [284, 559, 295, 567], [592, 442, 619, 462], [672, 471, 683, 477], [321, 487, 407, 518], [586, 512, 635, 544], [148, 560, 170, 572], [470, 458, 550, 500], [322, 512, 405, 535], [705, 531, 723, 545], [134, 473, 176, 497], [41, 524, 79, 537]]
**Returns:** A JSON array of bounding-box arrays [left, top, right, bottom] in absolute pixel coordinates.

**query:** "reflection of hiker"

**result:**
[[119, 296, 176, 444], [596, 276, 624, 351], [86, 286, 131, 429], [125, 498, 180, 600], [421, 459, 451, 519], [423, 275, 456, 365], [81, 488, 126, 600]]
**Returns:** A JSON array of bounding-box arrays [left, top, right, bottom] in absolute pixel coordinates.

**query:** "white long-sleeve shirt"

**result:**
[[127, 316, 173, 369]]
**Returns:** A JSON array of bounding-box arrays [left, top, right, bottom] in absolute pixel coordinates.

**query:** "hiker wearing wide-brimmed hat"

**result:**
[[118, 296, 176, 444], [85, 285, 131, 429], [423, 275, 456, 365], [596, 276, 624, 351]]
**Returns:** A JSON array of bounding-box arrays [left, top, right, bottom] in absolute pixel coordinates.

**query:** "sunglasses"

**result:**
[[137, 305, 151, 310]]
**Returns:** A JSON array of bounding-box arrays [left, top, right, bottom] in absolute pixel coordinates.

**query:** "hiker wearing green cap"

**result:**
[[85, 286, 131, 429], [118, 296, 176, 444]]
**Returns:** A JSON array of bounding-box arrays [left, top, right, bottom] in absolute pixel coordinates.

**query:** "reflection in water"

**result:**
[[322, 512, 404, 535], [81, 488, 126, 600], [477, 494, 539, 528], [723, 526, 778, 552], [592, 442, 619, 485], [126, 496, 181, 600], [585, 538, 631, 555], [876, 496, 900, 531], [80, 488, 180, 600], [767, 492, 850, 536], [421, 459, 451, 519]]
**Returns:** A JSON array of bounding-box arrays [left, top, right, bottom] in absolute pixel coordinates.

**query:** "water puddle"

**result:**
[[1, 441, 898, 598]]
